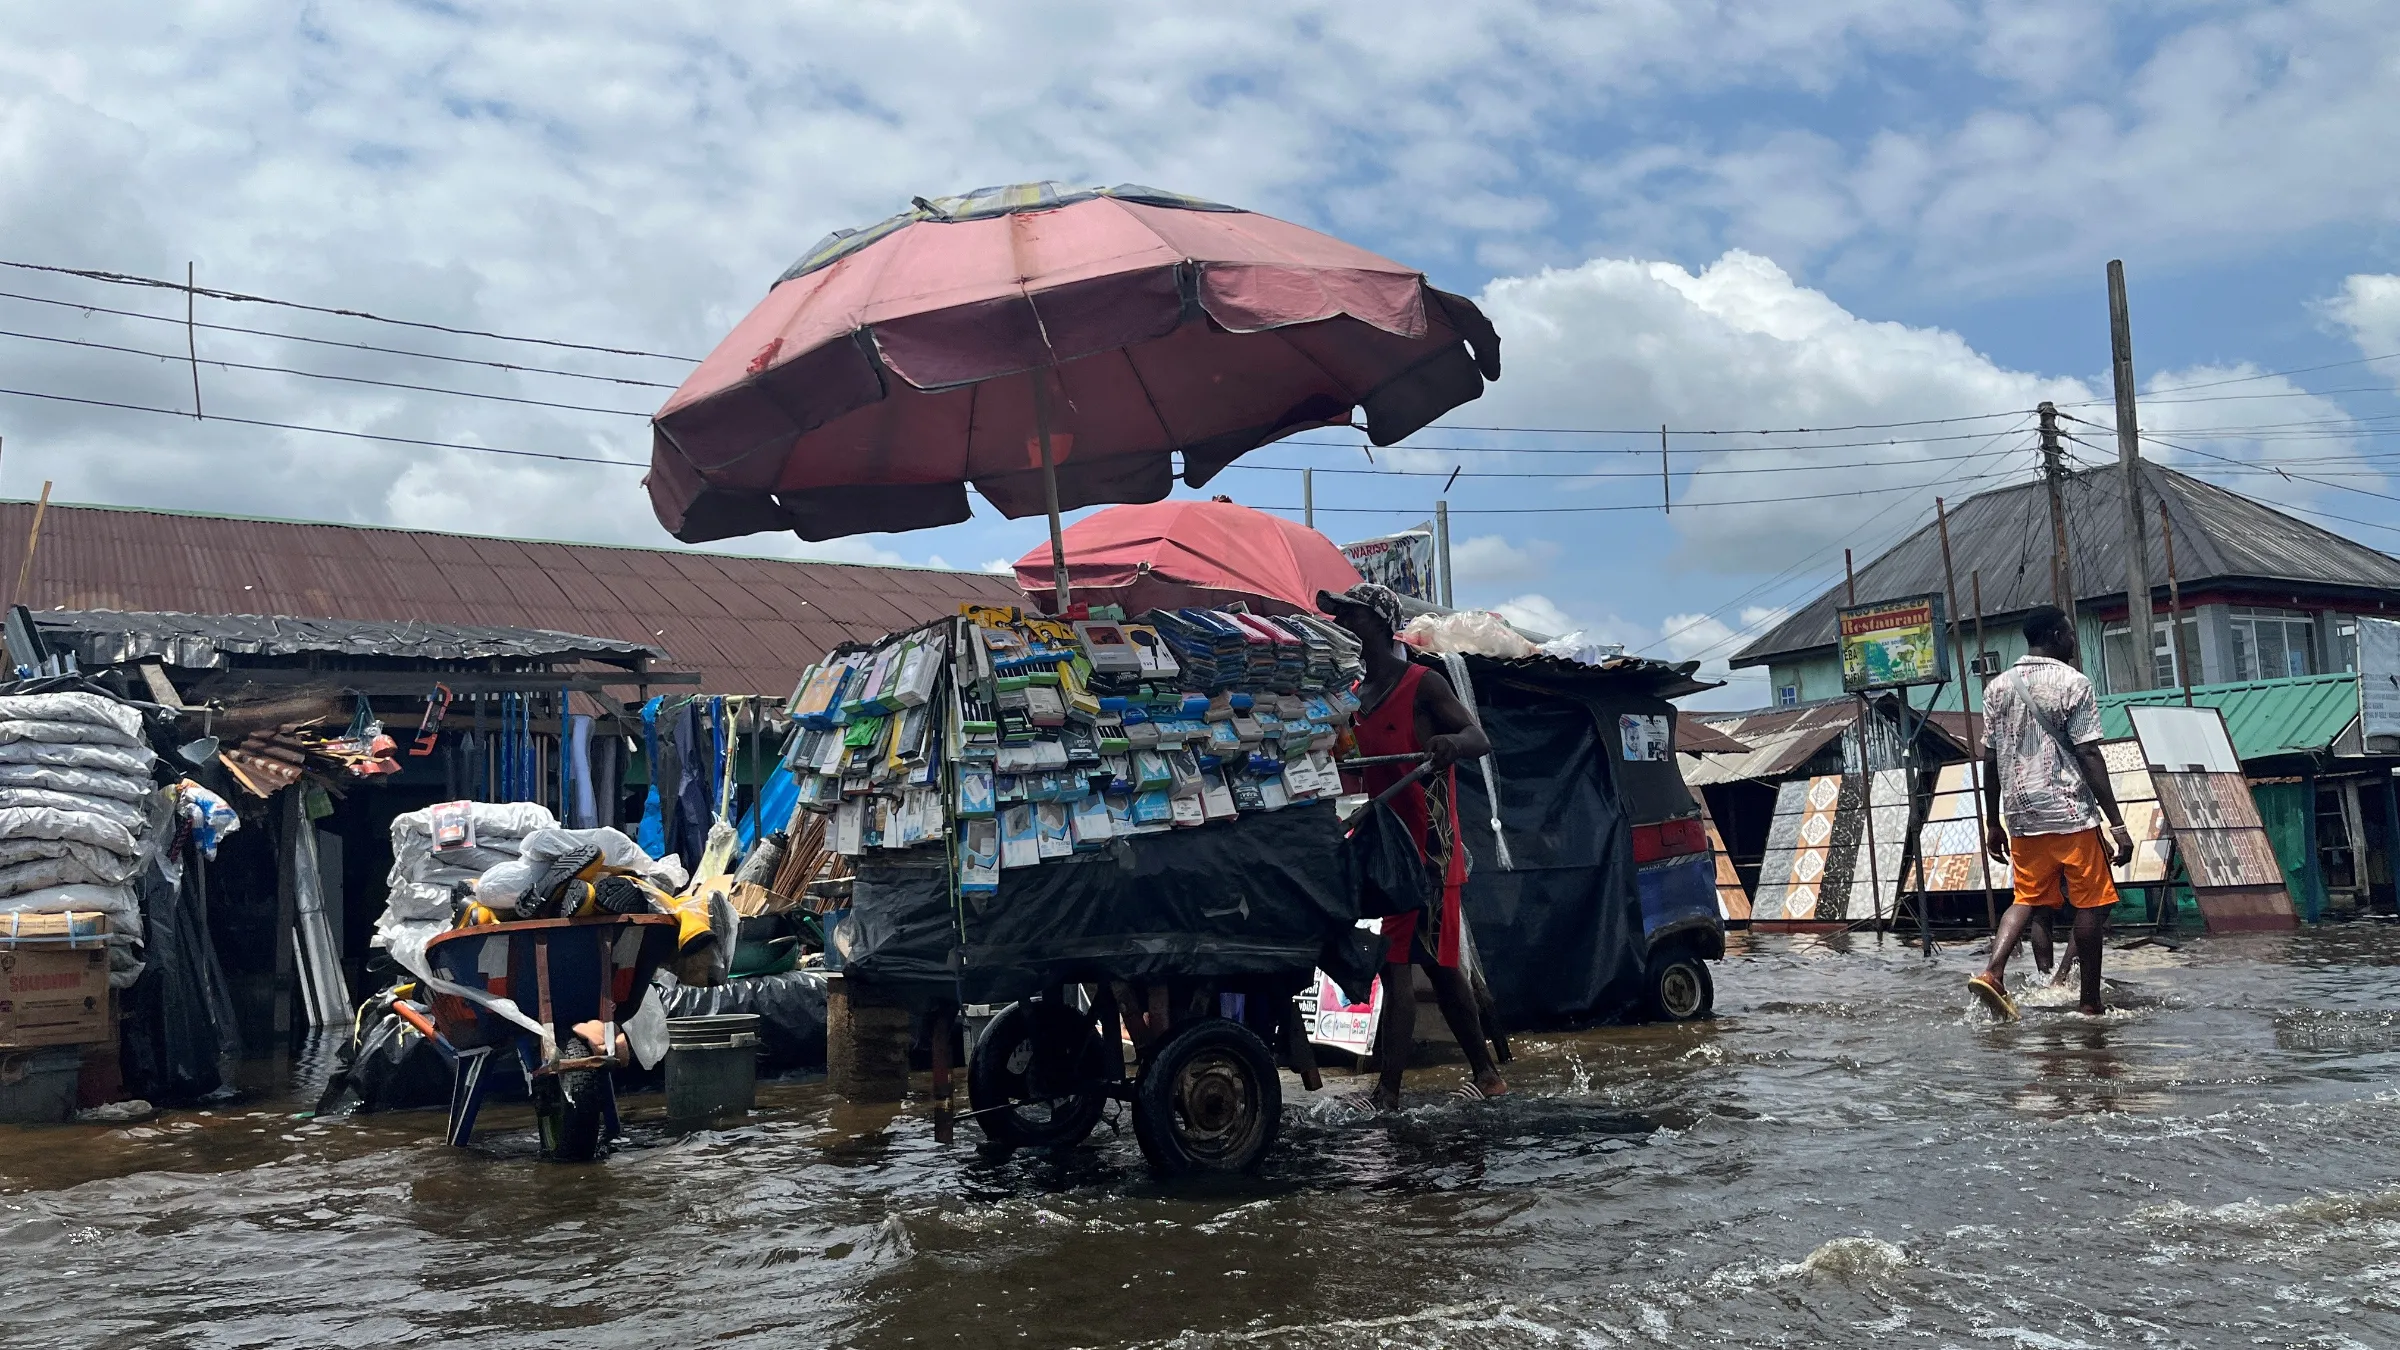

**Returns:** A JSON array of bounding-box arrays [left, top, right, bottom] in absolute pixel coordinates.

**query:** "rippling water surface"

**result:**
[[8, 927, 2400, 1348]]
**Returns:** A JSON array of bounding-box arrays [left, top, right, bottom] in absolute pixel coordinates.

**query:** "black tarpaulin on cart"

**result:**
[[844, 802, 1354, 1006], [1450, 654, 1698, 1029]]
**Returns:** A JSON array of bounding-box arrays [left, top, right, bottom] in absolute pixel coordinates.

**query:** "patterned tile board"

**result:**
[[2179, 826, 2284, 889], [2155, 772, 2263, 832], [1869, 767, 1908, 809], [1758, 846, 1794, 890], [1765, 813, 1802, 856], [2099, 739, 2146, 774], [1804, 774, 1844, 813], [1771, 778, 1812, 818]]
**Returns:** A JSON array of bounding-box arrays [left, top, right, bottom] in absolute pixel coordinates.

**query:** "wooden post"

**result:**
[[2162, 500, 2193, 706], [929, 1004, 954, 1109], [1844, 549, 1857, 605], [186, 262, 205, 420], [1031, 373, 1071, 613], [12, 479, 52, 613], [1435, 499, 1454, 607], [1659, 425, 1670, 515], [1971, 570, 1989, 698], [824, 974, 913, 1103], [2038, 402, 2071, 617], [2110, 260, 2153, 690], [1936, 497, 1995, 933]]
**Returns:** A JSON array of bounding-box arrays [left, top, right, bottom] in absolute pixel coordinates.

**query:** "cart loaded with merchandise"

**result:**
[[786, 601, 1380, 1173]]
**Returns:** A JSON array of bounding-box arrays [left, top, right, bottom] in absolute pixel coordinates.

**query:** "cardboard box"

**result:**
[[0, 944, 112, 1048]]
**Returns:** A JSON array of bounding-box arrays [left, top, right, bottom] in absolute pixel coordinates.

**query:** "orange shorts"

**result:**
[[2009, 828, 2120, 910]]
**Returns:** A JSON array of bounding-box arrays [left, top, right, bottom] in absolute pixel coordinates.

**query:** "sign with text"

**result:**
[[2359, 616, 2400, 746], [1838, 594, 1949, 692], [1340, 530, 1436, 601]]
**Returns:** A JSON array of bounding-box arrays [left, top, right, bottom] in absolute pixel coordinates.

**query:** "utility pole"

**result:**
[[2109, 260, 2153, 690], [2038, 401, 2073, 623], [1434, 499, 1453, 608], [1302, 468, 1313, 530]]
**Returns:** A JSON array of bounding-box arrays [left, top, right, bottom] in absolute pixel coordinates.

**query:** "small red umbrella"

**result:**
[[1012, 497, 1363, 617], [646, 182, 1499, 603]]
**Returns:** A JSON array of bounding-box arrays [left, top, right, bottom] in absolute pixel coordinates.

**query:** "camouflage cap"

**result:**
[[1316, 582, 1404, 635]]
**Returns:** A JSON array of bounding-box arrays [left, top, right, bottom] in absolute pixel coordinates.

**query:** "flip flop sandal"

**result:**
[[1966, 973, 2020, 1021]]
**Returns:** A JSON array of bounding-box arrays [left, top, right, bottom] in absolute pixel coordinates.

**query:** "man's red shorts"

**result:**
[[2010, 828, 2120, 910]]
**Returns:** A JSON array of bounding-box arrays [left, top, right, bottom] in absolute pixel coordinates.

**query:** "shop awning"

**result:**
[[2098, 673, 2360, 763]]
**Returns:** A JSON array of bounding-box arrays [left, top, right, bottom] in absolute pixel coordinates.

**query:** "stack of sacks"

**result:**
[[376, 800, 559, 978], [0, 691, 162, 987]]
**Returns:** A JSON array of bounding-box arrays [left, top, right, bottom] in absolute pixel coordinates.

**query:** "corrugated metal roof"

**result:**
[[32, 609, 661, 669], [2098, 673, 2359, 762], [1734, 462, 2400, 667], [2, 501, 1024, 696], [1680, 702, 1857, 785]]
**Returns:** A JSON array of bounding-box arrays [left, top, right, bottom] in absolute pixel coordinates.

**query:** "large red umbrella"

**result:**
[[646, 182, 1499, 602], [1012, 497, 1363, 617]]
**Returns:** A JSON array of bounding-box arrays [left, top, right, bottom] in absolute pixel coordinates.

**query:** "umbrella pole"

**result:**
[[1032, 372, 1071, 613]]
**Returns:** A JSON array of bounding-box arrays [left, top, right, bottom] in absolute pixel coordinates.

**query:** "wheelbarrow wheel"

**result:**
[[968, 1000, 1114, 1150], [1133, 1017, 1281, 1176], [535, 1035, 606, 1162]]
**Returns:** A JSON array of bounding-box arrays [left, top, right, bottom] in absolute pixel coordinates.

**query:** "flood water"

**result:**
[[7, 926, 2400, 1348]]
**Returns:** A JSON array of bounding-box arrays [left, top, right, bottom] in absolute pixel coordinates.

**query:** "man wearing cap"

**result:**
[[1319, 582, 1508, 1108]]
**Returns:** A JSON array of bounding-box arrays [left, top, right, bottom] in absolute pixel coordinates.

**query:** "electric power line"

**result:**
[[0, 257, 701, 363], [0, 386, 645, 467], [0, 288, 681, 390], [0, 327, 652, 419]]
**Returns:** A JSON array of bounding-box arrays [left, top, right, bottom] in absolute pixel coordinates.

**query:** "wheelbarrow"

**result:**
[[399, 912, 681, 1161]]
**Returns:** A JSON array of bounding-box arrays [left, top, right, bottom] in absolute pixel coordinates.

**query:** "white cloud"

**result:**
[[981, 557, 1016, 575], [1490, 594, 1577, 640], [1470, 250, 2092, 575], [1447, 534, 1558, 584], [2324, 274, 2400, 378]]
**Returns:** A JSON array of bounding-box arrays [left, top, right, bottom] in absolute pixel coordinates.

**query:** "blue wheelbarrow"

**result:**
[[398, 912, 681, 1161]]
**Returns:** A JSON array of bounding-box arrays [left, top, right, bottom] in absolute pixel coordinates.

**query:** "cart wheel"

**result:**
[[1133, 1017, 1281, 1176], [1647, 943, 1715, 1023], [535, 1035, 607, 1162], [968, 1000, 1114, 1150]]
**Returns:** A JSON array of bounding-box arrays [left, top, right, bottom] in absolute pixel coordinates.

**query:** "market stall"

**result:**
[[797, 601, 1373, 1171]]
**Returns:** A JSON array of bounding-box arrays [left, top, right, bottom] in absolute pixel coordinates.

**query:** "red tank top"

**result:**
[[1343, 662, 1464, 966]]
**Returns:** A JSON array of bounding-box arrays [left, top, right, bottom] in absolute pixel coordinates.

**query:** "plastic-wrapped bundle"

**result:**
[[470, 826, 688, 910], [382, 800, 560, 922]]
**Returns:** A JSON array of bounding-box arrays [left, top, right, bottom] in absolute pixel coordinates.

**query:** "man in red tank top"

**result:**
[[1319, 583, 1508, 1109]]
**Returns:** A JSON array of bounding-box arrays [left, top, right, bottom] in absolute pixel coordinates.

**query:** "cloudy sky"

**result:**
[[4, 1, 2397, 705]]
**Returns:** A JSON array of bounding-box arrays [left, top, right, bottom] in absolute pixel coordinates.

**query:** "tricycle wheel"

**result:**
[[535, 1035, 606, 1162], [1647, 942, 1715, 1023], [968, 1000, 1114, 1150], [1133, 1017, 1280, 1176]]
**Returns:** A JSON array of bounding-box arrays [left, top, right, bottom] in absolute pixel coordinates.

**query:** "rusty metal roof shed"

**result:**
[[31, 609, 664, 671], [1733, 463, 2400, 668], [1, 501, 1024, 696]]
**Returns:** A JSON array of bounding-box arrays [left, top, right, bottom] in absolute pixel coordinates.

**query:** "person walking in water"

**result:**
[[1319, 582, 1508, 1108], [1968, 606, 2134, 1019]]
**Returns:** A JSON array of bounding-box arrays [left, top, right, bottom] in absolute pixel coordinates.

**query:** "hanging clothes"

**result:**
[[591, 731, 623, 832], [670, 699, 713, 872], [565, 712, 598, 827], [637, 696, 670, 857]]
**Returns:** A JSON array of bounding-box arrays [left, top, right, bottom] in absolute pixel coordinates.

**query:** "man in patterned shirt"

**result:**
[[1968, 606, 2133, 1018]]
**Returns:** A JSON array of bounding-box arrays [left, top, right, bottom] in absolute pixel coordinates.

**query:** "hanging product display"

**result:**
[[778, 604, 1368, 891]]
